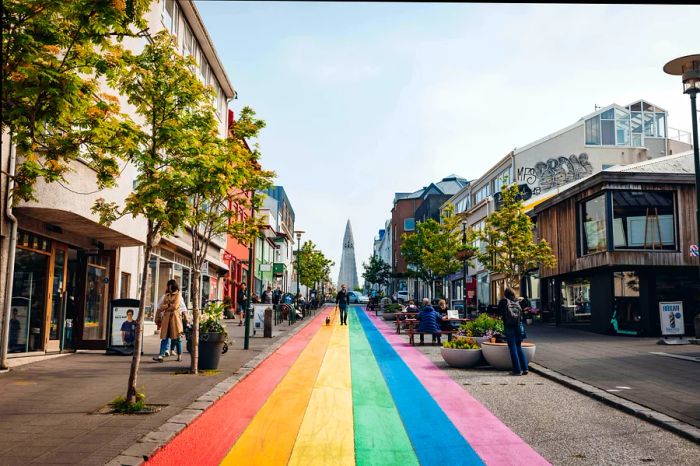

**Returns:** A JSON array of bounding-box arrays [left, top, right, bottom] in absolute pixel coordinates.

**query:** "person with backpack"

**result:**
[[498, 287, 529, 376]]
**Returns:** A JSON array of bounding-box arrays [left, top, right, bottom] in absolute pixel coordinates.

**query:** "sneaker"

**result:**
[[509, 372, 522, 376], [522, 371, 529, 375], [176, 354, 182, 362], [152, 356, 163, 362]]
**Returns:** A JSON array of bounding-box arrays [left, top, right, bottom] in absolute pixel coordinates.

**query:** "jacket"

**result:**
[[498, 297, 523, 332], [155, 291, 185, 339], [336, 290, 350, 308], [416, 306, 442, 334]]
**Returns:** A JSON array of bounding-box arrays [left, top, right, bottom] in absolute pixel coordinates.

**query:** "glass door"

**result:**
[[46, 243, 68, 352], [82, 255, 110, 342]]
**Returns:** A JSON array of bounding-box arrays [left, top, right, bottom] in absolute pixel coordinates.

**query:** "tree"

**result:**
[[362, 255, 391, 290], [400, 206, 475, 298], [182, 108, 273, 374], [475, 183, 556, 290], [296, 241, 333, 294], [93, 31, 215, 405], [2, 0, 149, 202]]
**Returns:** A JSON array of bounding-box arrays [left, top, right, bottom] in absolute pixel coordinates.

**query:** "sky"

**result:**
[[196, 2, 700, 284]]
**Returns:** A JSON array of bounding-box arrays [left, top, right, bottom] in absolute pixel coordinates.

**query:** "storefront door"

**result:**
[[76, 253, 112, 349], [46, 242, 68, 352]]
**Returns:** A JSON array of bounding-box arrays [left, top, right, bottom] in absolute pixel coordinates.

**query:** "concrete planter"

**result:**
[[440, 347, 482, 368], [382, 313, 397, 321], [481, 342, 536, 370], [475, 336, 490, 346]]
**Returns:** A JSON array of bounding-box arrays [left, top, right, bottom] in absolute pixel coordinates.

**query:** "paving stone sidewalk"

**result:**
[[0, 313, 315, 466], [526, 323, 700, 430]]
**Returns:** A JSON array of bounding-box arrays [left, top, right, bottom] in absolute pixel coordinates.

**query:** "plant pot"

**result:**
[[198, 332, 226, 370], [481, 342, 536, 370], [440, 347, 482, 368], [525, 318, 533, 325], [382, 312, 396, 321], [475, 336, 490, 346]]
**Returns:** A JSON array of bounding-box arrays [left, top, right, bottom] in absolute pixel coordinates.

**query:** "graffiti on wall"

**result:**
[[517, 153, 593, 193]]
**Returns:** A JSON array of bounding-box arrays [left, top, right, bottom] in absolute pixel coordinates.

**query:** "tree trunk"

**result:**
[[190, 269, 201, 374], [126, 229, 153, 405]]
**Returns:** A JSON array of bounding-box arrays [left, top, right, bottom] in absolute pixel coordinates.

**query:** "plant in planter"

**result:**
[[197, 301, 228, 371], [460, 313, 504, 344], [382, 303, 403, 321], [440, 332, 482, 368], [222, 296, 234, 319]]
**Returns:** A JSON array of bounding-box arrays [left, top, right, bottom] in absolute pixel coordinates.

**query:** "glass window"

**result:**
[[631, 134, 642, 147], [10, 249, 50, 352], [162, 0, 174, 31], [585, 117, 600, 145], [404, 218, 415, 231], [50, 249, 66, 341], [655, 113, 666, 138], [614, 271, 639, 297], [612, 191, 675, 250], [643, 112, 655, 137], [581, 194, 607, 255], [560, 279, 591, 323], [614, 108, 629, 120], [629, 102, 642, 112], [600, 109, 615, 120], [84, 258, 110, 341], [631, 112, 643, 134], [642, 102, 654, 112], [601, 119, 615, 145], [615, 118, 630, 146], [476, 272, 490, 309]]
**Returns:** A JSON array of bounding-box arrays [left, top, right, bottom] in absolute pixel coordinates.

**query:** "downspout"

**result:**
[[1, 134, 18, 370]]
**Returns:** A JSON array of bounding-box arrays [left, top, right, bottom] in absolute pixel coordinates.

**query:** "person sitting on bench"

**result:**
[[416, 298, 443, 345]]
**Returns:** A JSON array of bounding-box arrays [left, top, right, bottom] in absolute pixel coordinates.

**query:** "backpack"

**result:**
[[504, 299, 522, 327]]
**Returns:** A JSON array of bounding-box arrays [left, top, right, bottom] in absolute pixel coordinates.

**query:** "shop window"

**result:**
[[476, 272, 489, 309], [120, 272, 131, 299], [612, 191, 675, 250], [580, 194, 608, 255], [10, 249, 50, 352], [84, 257, 110, 341], [612, 272, 641, 333], [403, 218, 415, 232], [560, 279, 591, 323]]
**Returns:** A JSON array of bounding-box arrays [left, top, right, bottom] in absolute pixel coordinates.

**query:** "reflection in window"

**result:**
[[560, 279, 591, 323], [614, 272, 640, 297], [581, 194, 607, 254], [476, 272, 490, 308], [612, 191, 675, 250]]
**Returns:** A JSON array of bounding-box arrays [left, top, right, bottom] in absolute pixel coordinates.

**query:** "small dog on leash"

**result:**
[[325, 316, 331, 326]]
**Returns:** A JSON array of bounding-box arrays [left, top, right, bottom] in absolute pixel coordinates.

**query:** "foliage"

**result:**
[[297, 240, 334, 289], [442, 335, 480, 350], [110, 392, 145, 414], [199, 301, 228, 338], [2, 0, 149, 202], [400, 205, 476, 292], [362, 254, 392, 288], [384, 303, 403, 313], [475, 183, 556, 288], [460, 313, 504, 337]]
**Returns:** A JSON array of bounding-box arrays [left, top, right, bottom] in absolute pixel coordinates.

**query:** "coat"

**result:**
[[156, 291, 184, 339], [416, 306, 442, 334]]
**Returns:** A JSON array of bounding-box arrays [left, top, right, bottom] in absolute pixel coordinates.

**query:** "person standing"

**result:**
[[153, 280, 185, 362], [499, 287, 528, 376], [416, 298, 443, 345], [335, 284, 350, 326], [236, 282, 248, 327], [262, 286, 273, 304]]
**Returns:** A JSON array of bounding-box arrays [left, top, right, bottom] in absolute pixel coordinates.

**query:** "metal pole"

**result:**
[[244, 200, 255, 350], [689, 92, 700, 279], [462, 223, 467, 316], [295, 235, 301, 324]]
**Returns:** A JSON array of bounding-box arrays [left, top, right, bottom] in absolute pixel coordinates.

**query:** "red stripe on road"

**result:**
[[147, 309, 330, 466]]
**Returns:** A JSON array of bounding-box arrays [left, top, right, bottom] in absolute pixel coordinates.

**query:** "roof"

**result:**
[[394, 175, 468, 202], [606, 151, 695, 174]]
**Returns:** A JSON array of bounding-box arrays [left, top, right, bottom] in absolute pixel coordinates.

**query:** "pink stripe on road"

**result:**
[[365, 311, 550, 466]]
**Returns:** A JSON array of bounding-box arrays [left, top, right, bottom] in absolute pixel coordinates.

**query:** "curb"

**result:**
[[106, 309, 324, 466], [529, 363, 700, 445]]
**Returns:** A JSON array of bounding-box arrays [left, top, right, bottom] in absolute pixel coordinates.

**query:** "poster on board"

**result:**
[[252, 304, 268, 335], [658, 301, 684, 336], [107, 299, 141, 355]]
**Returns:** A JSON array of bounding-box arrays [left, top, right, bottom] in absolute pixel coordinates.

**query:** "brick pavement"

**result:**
[[526, 323, 700, 429], [0, 314, 313, 465]]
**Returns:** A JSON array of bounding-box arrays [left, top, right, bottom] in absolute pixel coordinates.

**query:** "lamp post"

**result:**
[[664, 54, 700, 278], [244, 197, 256, 350], [462, 220, 468, 314], [294, 230, 304, 323]]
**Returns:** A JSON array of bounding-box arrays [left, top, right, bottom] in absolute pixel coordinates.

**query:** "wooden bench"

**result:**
[[407, 329, 457, 346]]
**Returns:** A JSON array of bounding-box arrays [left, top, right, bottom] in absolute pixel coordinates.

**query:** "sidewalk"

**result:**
[[0, 314, 313, 466], [526, 323, 700, 429]]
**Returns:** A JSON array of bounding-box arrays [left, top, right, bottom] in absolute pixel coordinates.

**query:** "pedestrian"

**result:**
[[405, 300, 418, 312], [499, 287, 529, 376], [416, 298, 443, 345], [262, 286, 273, 304], [272, 286, 282, 306], [153, 279, 185, 362], [336, 284, 350, 326], [236, 283, 248, 326]]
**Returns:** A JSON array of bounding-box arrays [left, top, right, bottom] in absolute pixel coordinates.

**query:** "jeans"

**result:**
[[160, 337, 182, 356], [505, 326, 528, 374], [339, 306, 348, 325]]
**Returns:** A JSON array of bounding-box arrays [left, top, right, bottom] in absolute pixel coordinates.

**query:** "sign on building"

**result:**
[[690, 244, 699, 257], [658, 301, 684, 336]]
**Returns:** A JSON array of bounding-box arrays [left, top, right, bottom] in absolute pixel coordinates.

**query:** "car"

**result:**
[[348, 291, 369, 304], [396, 290, 409, 302]]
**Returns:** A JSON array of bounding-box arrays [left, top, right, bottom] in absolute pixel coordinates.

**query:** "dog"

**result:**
[[325, 316, 331, 326]]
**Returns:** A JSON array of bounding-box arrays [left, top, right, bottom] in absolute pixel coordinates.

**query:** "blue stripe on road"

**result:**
[[354, 307, 484, 466]]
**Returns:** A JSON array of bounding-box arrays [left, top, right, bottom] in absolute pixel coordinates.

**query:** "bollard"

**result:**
[[264, 307, 273, 338]]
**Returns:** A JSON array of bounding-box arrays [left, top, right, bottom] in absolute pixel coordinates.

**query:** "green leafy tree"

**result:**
[[362, 254, 391, 290], [296, 240, 333, 295], [476, 183, 556, 289], [182, 108, 274, 374], [2, 0, 149, 202], [400, 205, 475, 298], [93, 31, 215, 404]]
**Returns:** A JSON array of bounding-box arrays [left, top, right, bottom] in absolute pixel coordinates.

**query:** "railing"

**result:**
[[667, 127, 692, 145]]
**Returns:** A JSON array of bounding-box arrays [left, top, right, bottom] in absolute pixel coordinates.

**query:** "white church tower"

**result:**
[[337, 219, 359, 290]]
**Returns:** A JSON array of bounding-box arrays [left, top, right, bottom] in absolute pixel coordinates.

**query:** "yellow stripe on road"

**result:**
[[288, 319, 354, 466], [220, 313, 334, 466]]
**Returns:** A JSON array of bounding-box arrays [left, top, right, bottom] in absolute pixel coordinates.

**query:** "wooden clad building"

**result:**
[[533, 152, 699, 336]]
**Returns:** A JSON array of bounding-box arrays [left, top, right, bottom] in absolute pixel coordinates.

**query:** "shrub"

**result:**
[[200, 301, 228, 338], [384, 303, 403, 313], [443, 336, 480, 350], [460, 313, 504, 337], [110, 392, 146, 413]]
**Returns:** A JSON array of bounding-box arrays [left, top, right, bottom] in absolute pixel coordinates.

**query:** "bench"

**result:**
[[407, 329, 457, 346]]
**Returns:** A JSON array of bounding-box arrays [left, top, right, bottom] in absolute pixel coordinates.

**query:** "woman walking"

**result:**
[[498, 287, 529, 375], [153, 279, 185, 363]]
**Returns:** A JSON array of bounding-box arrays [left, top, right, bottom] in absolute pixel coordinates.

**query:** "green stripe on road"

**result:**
[[349, 308, 419, 466]]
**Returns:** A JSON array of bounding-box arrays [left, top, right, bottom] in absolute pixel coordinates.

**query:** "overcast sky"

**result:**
[[196, 2, 699, 284]]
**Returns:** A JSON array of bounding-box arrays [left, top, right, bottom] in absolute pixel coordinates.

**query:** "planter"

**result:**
[[440, 347, 482, 368], [198, 332, 226, 371], [525, 318, 533, 325], [481, 341, 536, 370], [382, 312, 397, 321], [474, 336, 490, 346]]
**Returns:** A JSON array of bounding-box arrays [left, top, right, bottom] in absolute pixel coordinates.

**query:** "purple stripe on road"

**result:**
[[365, 310, 550, 466]]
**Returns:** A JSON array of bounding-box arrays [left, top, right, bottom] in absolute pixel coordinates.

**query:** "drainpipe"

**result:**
[[1, 134, 18, 370]]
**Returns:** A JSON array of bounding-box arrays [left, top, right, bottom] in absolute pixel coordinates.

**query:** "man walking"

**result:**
[[335, 284, 350, 326]]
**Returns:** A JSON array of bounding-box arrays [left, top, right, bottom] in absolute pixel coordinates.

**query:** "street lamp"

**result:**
[[294, 230, 304, 323], [664, 54, 700, 277], [462, 220, 468, 315]]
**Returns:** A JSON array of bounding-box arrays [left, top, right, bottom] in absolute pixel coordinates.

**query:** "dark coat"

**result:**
[[336, 290, 350, 308], [416, 305, 442, 334]]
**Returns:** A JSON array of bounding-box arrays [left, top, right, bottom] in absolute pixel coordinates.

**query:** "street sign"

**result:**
[[658, 301, 684, 336]]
